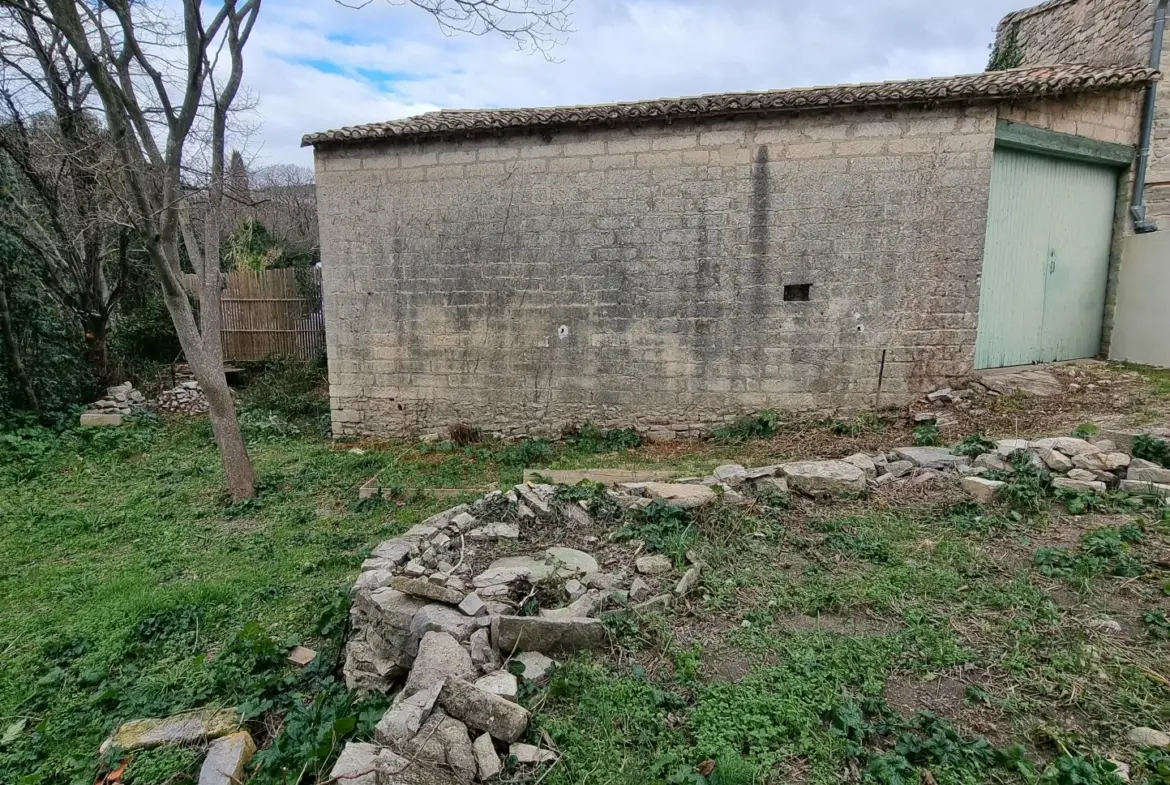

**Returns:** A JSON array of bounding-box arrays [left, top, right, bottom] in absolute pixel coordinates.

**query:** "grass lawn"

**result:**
[[2, 362, 1169, 785]]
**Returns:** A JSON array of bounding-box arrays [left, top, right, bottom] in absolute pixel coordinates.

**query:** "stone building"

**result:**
[[305, 2, 1166, 440]]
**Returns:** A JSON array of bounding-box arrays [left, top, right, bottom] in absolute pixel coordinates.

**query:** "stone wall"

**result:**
[[315, 92, 1143, 438], [317, 105, 1000, 438], [995, 0, 1170, 229]]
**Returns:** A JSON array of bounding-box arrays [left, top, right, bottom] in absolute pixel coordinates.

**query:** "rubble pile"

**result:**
[[84, 382, 146, 416], [155, 380, 211, 414]]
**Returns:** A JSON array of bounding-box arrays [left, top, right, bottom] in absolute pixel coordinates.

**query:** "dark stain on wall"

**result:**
[[748, 144, 771, 321]]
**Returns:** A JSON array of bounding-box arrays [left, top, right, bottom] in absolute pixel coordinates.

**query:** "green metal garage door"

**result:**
[[974, 147, 1120, 370]]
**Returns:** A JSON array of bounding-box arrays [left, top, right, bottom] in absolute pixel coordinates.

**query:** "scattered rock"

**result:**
[[890, 447, 968, 470], [1031, 437, 1099, 456], [474, 670, 519, 702], [434, 715, 478, 782], [927, 387, 953, 402], [1102, 452, 1131, 471], [713, 464, 748, 485], [781, 460, 866, 496], [373, 540, 414, 566], [882, 460, 915, 479], [1120, 479, 1170, 498], [440, 678, 531, 742], [511, 651, 556, 684], [493, 616, 607, 655], [1129, 465, 1170, 485], [473, 733, 502, 780], [994, 439, 1029, 457], [675, 564, 703, 597], [1126, 727, 1170, 749], [629, 577, 652, 602], [1067, 469, 1099, 483], [960, 476, 1005, 503], [1052, 477, 1107, 495], [1036, 447, 1074, 472], [329, 742, 380, 785], [510, 743, 559, 764], [458, 593, 488, 618], [1111, 760, 1132, 783], [391, 576, 464, 606], [1085, 617, 1123, 635], [403, 632, 475, 697], [409, 606, 480, 650], [469, 629, 498, 671], [198, 732, 255, 785], [752, 476, 789, 494], [100, 709, 241, 755], [364, 588, 430, 630], [636, 554, 672, 575], [288, 646, 317, 667], [842, 453, 878, 479], [621, 482, 718, 509], [469, 522, 519, 541], [376, 680, 443, 744], [564, 579, 586, 600]]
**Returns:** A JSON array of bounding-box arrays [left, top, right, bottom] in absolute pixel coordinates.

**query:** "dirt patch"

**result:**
[[883, 669, 1013, 746], [778, 612, 898, 637]]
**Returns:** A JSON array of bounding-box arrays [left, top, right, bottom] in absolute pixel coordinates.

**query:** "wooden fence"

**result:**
[[184, 268, 324, 362]]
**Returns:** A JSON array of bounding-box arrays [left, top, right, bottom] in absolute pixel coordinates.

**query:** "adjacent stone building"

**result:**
[[995, 0, 1170, 226], [306, 3, 1164, 440]]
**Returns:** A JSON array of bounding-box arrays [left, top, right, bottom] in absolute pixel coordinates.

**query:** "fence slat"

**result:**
[[182, 268, 324, 362]]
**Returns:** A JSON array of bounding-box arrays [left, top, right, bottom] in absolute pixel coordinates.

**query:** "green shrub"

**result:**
[[713, 411, 780, 444], [913, 422, 941, 447], [1134, 435, 1170, 469]]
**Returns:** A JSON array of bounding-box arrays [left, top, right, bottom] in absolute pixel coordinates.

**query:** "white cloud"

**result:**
[[241, 0, 1027, 166]]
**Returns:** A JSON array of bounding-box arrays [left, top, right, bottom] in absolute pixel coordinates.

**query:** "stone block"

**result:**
[[198, 732, 255, 785], [493, 616, 607, 655], [100, 708, 240, 755], [80, 412, 123, 427], [439, 678, 531, 742], [781, 460, 867, 496]]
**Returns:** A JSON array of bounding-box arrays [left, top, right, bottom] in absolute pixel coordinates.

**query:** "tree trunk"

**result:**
[[160, 281, 255, 502], [201, 364, 256, 503], [85, 311, 112, 387], [0, 275, 39, 412]]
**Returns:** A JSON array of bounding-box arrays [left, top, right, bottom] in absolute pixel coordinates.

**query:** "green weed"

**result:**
[[1072, 423, 1100, 440], [712, 411, 780, 444], [1134, 434, 1170, 469], [952, 434, 995, 458], [912, 423, 940, 447]]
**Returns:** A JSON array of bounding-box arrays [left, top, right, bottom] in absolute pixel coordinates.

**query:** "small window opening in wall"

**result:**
[[784, 283, 812, 302]]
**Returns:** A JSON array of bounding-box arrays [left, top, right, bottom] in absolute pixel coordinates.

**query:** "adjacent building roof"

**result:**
[[302, 63, 1156, 148]]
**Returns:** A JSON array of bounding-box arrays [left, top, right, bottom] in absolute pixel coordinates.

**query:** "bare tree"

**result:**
[[14, 0, 262, 501], [0, 4, 131, 385]]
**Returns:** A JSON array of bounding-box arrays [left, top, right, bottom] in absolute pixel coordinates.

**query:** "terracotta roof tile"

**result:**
[[302, 64, 1156, 147]]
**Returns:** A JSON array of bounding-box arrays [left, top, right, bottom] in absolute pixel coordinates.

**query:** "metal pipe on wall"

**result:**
[[1131, 0, 1169, 233]]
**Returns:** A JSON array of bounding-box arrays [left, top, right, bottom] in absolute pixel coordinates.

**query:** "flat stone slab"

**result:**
[[510, 651, 556, 684], [890, 447, 967, 470], [390, 576, 464, 606], [618, 482, 718, 509], [475, 670, 519, 702], [364, 588, 431, 630], [979, 369, 1062, 397], [1053, 477, 1107, 494], [1129, 465, 1170, 484], [198, 732, 255, 785], [544, 547, 599, 575], [493, 616, 607, 655], [100, 708, 240, 754], [80, 412, 123, 427], [474, 733, 502, 780]]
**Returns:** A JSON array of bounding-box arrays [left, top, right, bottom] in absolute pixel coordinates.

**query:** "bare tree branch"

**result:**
[[339, 0, 573, 57]]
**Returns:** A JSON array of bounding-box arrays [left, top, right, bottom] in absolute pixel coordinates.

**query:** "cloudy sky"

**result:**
[[242, 0, 1028, 167]]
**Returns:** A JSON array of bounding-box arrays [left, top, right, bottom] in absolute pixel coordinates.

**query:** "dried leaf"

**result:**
[[696, 759, 716, 777]]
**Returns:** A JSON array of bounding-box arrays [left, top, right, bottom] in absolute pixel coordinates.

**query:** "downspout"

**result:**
[[1131, 0, 1169, 233]]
